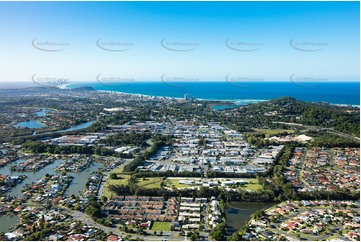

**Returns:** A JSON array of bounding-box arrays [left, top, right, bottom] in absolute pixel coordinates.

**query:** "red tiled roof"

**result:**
[[107, 235, 119, 241]]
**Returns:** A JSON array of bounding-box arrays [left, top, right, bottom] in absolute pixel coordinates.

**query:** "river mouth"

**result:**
[[225, 202, 278, 235]]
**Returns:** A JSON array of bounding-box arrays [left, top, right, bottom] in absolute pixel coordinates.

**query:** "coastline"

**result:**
[[93, 89, 269, 105], [0, 81, 358, 107], [62, 82, 360, 108]]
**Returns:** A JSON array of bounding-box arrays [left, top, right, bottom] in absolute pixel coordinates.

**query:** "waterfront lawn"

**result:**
[[151, 222, 171, 231]]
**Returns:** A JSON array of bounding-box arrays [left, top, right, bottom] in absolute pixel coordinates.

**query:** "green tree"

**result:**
[[109, 173, 117, 179], [210, 222, 227, 241]]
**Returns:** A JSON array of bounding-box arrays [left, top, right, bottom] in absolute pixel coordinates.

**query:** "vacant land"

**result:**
[[136, 177, 163, 188], [241, 180, 262, 191], [104, 176, 165, 198], [111, 167, 124, 173], [110, 159, 133, 173], [104, 176, 262, 198], [254, 129, 295, 135], [107, 175, 130, 186], [103, 175, 130, 198], [151, 222, 171, 231], [165, 179, 191, 188]]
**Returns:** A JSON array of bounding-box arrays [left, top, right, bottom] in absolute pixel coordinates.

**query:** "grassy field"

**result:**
[[254, 129, 294, 135], [111, 167, 124, 173], [104, 175, 164, 198], [104, 175, 262, 198], [164, 179, 191, 188], [136, 177, 163, 188], [103, 187, 113, 199], [103, 175, 130, 199], [110, 160, 135, 174], [241, 179, 263, 191], [151, 222, 171, 231], [107, 175, 130, 186]]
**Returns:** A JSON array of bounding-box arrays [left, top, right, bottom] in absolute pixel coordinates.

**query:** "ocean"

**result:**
[[64, 81, 359, 106]]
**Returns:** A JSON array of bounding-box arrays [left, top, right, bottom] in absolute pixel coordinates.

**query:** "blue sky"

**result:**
[[0, 1, 359, 83]]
